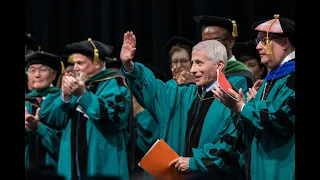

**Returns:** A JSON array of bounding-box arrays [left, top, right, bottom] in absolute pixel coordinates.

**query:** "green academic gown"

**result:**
[[25, 87, 61, 170], [136, 109, 159, 153], [238, 60, 295, 180], [121, 62, 250, 175], [40, 69, 132, 180], [225, 60, 254, 95], [135, 79, 177, 153], [134, 79, 178, 180]]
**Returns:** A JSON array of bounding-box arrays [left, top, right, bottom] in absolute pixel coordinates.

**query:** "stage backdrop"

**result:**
[[25, 0, 296, 78]]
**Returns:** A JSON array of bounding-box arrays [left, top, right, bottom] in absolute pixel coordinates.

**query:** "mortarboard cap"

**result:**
[[163, 36, 194, 53], [193, 15, 240, 37], [25, 32, 41, 51], [61, 54, 74, 67], [65, 38, 115, 65], [106, 57, 123, 69], [25, 51, 62, 74], [251, 14, 295, 53]]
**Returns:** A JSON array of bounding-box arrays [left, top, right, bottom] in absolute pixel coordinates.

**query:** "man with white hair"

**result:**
[[39, 38, 132, 180], [120, 31, 246, 179]]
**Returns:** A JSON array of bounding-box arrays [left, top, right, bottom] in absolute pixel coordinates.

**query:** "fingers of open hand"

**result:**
[[174, 159, 181, 169], [253, 79, 263, 91], [35, 108, 40, 121], [130, 32, 136, 47], [25, 107, 29, 116], [63, 76, 77, 92], [25, 121, 31, 130], [123, 31, 130, 44], [252, 88, 257, 95], [246, 92, 252, 101], [25, 114, 35, 122], [212, 85, 223, 100], [249, 88, 257, 97], [124, 31, 136, 47]]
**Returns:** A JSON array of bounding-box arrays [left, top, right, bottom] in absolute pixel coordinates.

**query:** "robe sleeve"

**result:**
[[121, 62, 190, 126], [25, 102, 61, 160], [76, 77, 131, 127], [136, 109, 160, 153], [35, 122, 61, 159], [39, 91, 74, 130], [240, 74, 295, 137], [189, 115, 242, 172]]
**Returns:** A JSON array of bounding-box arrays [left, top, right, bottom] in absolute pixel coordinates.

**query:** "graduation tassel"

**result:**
[[265, 37, 271, 54], [88, 38, 99, 65], [105, 56, 117, 62], [231, 20, 238, 37], [266, 14, 280, 55], [61, 61, 66, 74], [68, 55, 74, 64]]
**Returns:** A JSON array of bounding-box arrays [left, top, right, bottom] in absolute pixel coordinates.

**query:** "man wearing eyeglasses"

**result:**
[[25, 52, 63, 171], [194, 16, 254, 93], [212, 14, 295, 180], [25, 33, 41, 95]]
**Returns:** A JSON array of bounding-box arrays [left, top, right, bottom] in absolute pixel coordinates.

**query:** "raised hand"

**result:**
[[246, 88, 258, 101], [172, 65, 195, 85], [252, 79, 263, 91], [120, 31, 137, 71], [25, 107, 40, 131], [63, 75, 86, 97], [120, 31, 137, 62], [212, 85, 246, 113], [61, 72, 73, 101]]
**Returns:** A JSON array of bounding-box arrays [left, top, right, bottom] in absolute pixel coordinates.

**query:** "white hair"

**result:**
[[193, 40, 228, 71]]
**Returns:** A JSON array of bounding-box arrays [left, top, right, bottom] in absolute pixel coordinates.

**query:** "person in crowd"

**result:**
[[25, 51, 63, 171], [120, 31, 247, 179], [212, 14, 295, 180], [39, 38, 132, 180]]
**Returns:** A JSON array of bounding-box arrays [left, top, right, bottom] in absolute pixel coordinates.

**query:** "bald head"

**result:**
[[201, 26, 235, 59], [202, 26, 231, 41]]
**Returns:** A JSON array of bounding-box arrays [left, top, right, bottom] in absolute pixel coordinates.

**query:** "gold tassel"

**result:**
[[231, 20, 238, 37], [265, 14, 280, 55], [27, 33, 31, 38], [68, 55, 74, 64], [265, 37, 271, 54], [105, 57, 117, 61], [94, 49, 99, 65], [38, 46, 41, 51], [88, 38, 99, 65], [61, 61, 66, 74], [273, 14, 280, 19]]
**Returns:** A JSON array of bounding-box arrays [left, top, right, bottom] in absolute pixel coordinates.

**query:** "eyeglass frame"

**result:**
[[27, 66, 53, 74], [254, 36, 283, 45]]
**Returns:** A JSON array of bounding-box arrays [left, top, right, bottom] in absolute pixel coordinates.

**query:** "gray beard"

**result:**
[[75, 72, 89, 82]]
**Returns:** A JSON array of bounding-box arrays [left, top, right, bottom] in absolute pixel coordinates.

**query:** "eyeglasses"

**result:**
[[254, 36, 283, 45], [171, 59, 190, 65], [27, 67, 52, 74]]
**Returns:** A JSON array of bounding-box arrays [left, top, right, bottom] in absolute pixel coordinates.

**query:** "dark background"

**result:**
[[25, 0, 296, 77]]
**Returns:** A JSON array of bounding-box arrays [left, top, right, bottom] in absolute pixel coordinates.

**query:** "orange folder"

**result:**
[[215, 68, 239, 101], [138, 139, 186, 180]]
